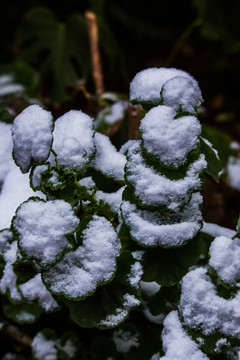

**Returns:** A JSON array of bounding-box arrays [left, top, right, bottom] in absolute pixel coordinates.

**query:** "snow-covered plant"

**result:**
[[1, 67, 238, 359]]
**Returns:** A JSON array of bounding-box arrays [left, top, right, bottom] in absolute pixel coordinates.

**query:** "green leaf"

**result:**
[[2, 296, 42, 324], [142, 236, 201, 286], [0, 107, 14, 123], [57, 331, 87, 360], [16, 7, 90, 103], [89, 336, 117, 360], [149, 285, 180, 316], [200, 137, 222, 182], [66, 250, 141, 329]]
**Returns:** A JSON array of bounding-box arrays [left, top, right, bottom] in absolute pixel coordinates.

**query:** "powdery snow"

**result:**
[[52, 110, 95, 172], [13, 198, 79, 267], [140, 106, 201, 168], [32, 332, 57, 360], [90, 132, 126, 182], [130, 67, 202, 109], [227, 156, 240, 190], [31, 164, 49, 190], [201, 222, 235, 239], [140, 281, 161, 297], [112, 328, 140, 353], [180, 267, 240, 337], [11, 105, 53, 173], [0, 166, 44, 230], [0, 122, 14, 185], [20, 274, 59, 312], [95, 187, 124, 214], [95, 101, 127, 128], [125, 141, 206, 211], [121, 193, 202, 247], [42, 216, 120, 299], [160, 311, 209, 360], [209, 236, 240, 286]]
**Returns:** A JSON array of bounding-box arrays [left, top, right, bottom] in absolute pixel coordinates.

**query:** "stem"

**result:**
[[0, 324, 32, 347], [165, 17, 202, 66], [85, 11, 104, 96]]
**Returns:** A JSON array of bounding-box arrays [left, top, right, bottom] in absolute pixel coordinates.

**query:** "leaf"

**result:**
[[0, 107, 14, 123], [142, 235, 201, 286], [200, 137, 222, 182], [2, 296, 42, 324], [16, 7, 91, 103], [89, 336, 117, 360], [57, 331, 87, 360], [66, 250, 141, 329]]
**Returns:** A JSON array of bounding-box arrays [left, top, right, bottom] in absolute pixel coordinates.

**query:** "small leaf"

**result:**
[[142, 236, 201, 286], [200, 137, 222, 182], [2, 296, 42, 324], [0, 107, 14, 123]]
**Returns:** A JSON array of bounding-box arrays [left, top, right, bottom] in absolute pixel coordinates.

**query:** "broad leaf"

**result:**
[[2, 296, 42, 324], [200, 137, 222, 182]]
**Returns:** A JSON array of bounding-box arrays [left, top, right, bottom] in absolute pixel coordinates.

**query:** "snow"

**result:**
[[42, 216, 120, 299], [128, 261, 143, 288], [209, 236, 240, 286], [19, 274, 59, 312], [140, 281, 161, 297], [142, 300, 165, 325], [0, 229, 12, 255], [52, 110, 95, 172], [180, 267, 240, 337], [56, 339, 77, 358], [95, 101, 127, 128], [0, 166, 44, 230], [100, 293, 140, 327], [227, 156, 240, 190], [95, 187, 124, 214], [161, 76, 202, 113], [11, 105, 53, 173], [90, 132, 126, 182], [119, 140, 137, 155], [130, 68, 202, 109], [202, 222, 235, 238], [13, 198, 79, 267], [125, 141, 206, 211], [0, 122, 14, 185], [140, 106, 201, 168], [121, 193, 202, 247], [32, 332, 57, 360], [0, 241, 22, 301], [160, 311, 209, 360], [0, 74, 24, 96], [31, 164, 48, 190], [112, 328, 139, 353]]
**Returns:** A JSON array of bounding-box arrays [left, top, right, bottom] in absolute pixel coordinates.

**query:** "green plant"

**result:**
[[0, 67, 239, 359]]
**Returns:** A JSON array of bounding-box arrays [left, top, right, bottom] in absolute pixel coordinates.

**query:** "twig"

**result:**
[[165, 17, 202, 66], [85, 11, 104, 96], [1, 324, 32, 347]]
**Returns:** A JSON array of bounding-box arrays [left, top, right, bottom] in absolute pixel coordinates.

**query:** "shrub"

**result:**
[[0, 67, 239, 359]]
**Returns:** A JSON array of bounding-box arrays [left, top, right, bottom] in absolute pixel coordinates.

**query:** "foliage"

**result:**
[[0, 67, 239, 359]]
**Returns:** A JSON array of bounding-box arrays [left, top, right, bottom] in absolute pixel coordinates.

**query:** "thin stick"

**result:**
[[85, 11, 104, 96], [1, 324, 32, 347]]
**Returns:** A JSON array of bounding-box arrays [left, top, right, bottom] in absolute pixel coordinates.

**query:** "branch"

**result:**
[[1, 324, 32, 347], [85, 11, 105, 96]]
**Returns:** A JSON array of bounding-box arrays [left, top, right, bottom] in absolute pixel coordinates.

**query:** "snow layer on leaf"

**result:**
[[160, 311, 209, 360], [0, 122, 14, 184], [90, 132, 126, 181], [0, 241, 22, 301], [0, 229, 12, 256], [119, 140, 137, 155], [19, 274, 58, 312], [130, 67, 201, 105], [95, 101, 127, 128], [121, 193, 202, 247], [0, 167, 44, 230], [202, 222, 235, 238], [162, 76, 202, 113], [209, 236, 240, 286], [227, 156, 240, 190], [13, 199, 79, 267], [95, 187, 124, 214], [31, 164, 48, 190], [32, 333, 57, 360], [140, 106, 201, 168], [140, 281, 161, 297], [52, 110, 95, 172], [42, 216, 120, 299], [125, 141, 206, 211], [112, 328, 140, 353], [12, 105, 53, 173], [180, 267, 240, 337], [142, 300, 165, 325], [100, 293, 140, 327]]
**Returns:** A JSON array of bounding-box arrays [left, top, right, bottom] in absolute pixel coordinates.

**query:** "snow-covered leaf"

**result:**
[[2, 296, 42, 325], [42, 215, 120, 300], [12, 198, 79, 268], [66, 250, 142, 328]]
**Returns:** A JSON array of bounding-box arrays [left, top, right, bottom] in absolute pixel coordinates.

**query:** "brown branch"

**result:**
[[1, 324, 32, 347], [85, 11, 104, 96]]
